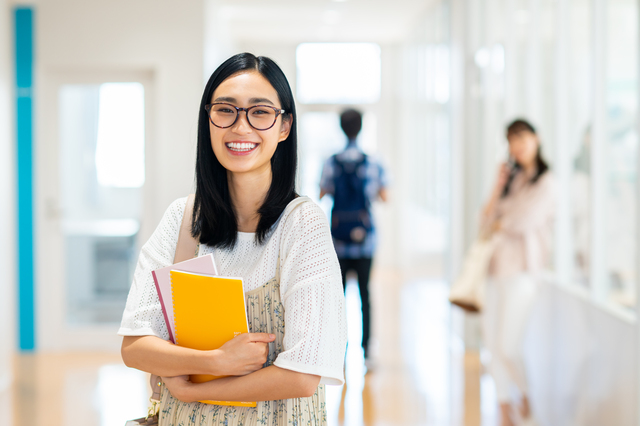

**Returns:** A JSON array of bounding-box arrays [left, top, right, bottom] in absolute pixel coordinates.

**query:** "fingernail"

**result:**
[[270, 334, 275, 338]]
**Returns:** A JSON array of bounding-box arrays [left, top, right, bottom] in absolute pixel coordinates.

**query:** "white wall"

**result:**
[[525, 282, 637, 426], [34, 0, 204, 350], [0, 0, 15, 390]]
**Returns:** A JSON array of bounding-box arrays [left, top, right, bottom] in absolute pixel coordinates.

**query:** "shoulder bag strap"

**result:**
[[174, 194, 199, 263], [149, 194, 198, 405]]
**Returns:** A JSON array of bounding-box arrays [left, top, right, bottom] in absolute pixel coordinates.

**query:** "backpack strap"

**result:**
[[174, 194, 199, 263]]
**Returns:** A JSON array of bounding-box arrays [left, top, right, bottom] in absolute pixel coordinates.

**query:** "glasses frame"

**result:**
[[205, 102, 287, 131]]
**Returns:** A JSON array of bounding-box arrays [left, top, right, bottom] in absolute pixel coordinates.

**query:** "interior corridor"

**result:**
[[4, 265, 497, 426], [2, 0, 640, 425]]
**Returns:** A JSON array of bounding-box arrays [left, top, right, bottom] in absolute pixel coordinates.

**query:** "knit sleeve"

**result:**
[[273, 201, 347, 385], [117, 197, 187, 339]]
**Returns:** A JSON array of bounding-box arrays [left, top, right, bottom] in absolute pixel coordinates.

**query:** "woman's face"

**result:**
[[508, 130, 538, 168], [209, 70, 291, 177]]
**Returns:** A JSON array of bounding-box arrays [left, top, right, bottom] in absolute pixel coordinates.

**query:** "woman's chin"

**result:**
[[223, 161, 273, 177]]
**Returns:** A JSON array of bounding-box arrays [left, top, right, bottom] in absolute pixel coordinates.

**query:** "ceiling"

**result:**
[[209, 0, 436, 45]]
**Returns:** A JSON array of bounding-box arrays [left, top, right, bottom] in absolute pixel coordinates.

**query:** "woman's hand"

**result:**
[[482, 163, 512, 227], [494, 163, 511, 195], [162, 375, 195, 403], [210, 333, 276, 376]]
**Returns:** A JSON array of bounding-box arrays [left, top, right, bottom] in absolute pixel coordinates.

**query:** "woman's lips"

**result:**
[[225, 141, 258, 155]]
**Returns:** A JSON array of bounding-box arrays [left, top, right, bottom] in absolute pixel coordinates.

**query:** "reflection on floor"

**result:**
[[329, 275, 497, 426], [3, 274, 498, 426], [7, 352, 148, 426]]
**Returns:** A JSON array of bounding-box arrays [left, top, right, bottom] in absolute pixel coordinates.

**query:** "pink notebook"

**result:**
[[151, 254, 218, 343]]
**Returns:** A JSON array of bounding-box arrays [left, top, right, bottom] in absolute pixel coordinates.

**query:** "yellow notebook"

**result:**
[[170, 270, 256, 407]]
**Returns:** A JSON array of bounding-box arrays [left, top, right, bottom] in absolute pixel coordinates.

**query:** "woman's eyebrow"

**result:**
[[249, 97, 274, 105], [213, 96, 237, 103], [212, 96, 274, 105]]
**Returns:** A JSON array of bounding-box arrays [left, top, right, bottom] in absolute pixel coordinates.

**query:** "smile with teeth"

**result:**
[[226, 142, 258, 152]]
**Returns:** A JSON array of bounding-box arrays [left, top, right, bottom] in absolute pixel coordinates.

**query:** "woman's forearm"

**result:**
[[176, 365, 321, 402], [121, 335, 215, 376], [122, 333, 273, 377]]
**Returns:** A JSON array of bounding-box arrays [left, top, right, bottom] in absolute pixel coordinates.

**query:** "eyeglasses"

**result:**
[[205, 102, 286, 131]]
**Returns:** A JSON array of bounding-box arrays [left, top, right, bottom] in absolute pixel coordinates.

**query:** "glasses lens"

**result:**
[[209, 104, 237, 128], [247, 106, 277, 130]]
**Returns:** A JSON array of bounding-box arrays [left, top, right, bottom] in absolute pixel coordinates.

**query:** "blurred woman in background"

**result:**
[[481, 119, 555, 426]]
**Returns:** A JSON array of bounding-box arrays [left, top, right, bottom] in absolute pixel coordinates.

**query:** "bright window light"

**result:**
[[434, 44, 450, 104], [425, 44, 450, 104], [95, 82, 145, 187], [296, 43, 381, 104]]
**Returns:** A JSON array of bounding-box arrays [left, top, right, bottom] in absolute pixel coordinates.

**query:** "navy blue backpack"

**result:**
[[330, 154, 372, 243]]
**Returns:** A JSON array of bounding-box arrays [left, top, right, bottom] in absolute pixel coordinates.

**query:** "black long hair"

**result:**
[[502, 118, 549, 197], [192, 53, 298, 248]]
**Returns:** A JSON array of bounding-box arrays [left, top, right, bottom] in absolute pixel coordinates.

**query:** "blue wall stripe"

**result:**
[[15, 7, 35, 352]]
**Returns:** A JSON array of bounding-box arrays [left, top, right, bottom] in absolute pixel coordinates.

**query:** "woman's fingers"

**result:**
[[213, 333, 275, 376], [162, 375, 193, 402], [496, 163, 510, 189], [248, 333, 276, 343]]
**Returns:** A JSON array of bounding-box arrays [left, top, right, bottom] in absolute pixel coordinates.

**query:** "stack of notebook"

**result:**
[[152, 255, 255, 407]]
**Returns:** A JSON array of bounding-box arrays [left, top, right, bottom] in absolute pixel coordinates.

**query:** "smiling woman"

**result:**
[[118, 53, 347, 426], [206, 71, 290, 185]]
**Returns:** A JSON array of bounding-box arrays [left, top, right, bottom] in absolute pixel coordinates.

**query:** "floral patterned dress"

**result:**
[[159, 275, 327, 426]]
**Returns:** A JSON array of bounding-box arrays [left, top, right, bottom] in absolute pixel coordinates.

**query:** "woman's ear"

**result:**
[[278, 114, 292, 143]]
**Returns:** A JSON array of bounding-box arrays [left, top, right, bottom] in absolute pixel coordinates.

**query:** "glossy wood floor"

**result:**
[[1, 269, 498, 426]]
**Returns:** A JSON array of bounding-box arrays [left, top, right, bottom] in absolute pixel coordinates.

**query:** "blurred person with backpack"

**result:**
[[319, 108, 388, 363]]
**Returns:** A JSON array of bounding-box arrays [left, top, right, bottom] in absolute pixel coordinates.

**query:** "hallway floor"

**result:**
[[2, 273, 498, 426]]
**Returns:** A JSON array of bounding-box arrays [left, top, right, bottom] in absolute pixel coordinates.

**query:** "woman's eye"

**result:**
[[252, 108, 270, 115], [217, 108, 234, 114]]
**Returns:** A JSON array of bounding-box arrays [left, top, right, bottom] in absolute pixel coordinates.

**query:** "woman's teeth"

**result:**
[[226, 142, 257, 152]]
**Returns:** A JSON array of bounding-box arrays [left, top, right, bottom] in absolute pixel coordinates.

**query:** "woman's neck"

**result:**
[[228, 168, 272, 233]]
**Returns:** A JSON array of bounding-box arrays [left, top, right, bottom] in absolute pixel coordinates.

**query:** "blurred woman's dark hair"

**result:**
[[502, 118, 549, 197], [340, 108, 363, 140], [192, 52, 298, 248]]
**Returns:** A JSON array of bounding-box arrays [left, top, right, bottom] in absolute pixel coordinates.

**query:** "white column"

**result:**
[[526, 0, 542, 124], [554, 0, 572, 286], [463, 0, 484, 246], [504, 0, 518, 118], [590, 0, 607, 302], [0, 0, 16, 392], [449, 2, 468, 423], [636, 0, 640, 421], [449, 0, 466, 281]]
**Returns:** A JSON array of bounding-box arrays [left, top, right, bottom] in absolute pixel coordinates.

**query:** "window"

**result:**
[[95, 82, 145, 188], [296, 43, 381, 104]]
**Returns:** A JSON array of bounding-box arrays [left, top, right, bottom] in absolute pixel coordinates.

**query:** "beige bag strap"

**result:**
[[174, 194, 199, 263], [149, 194, 198, 405]]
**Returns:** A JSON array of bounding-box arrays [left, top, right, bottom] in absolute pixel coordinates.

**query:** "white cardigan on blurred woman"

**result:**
[[486, 171, 555, 280], [481, 169, 555, 407]]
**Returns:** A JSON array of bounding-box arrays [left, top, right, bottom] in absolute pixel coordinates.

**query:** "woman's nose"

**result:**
[[231, 111, 252, 134]]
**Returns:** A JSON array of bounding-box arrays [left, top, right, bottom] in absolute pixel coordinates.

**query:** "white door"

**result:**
[[38, 71, 153, 351]]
